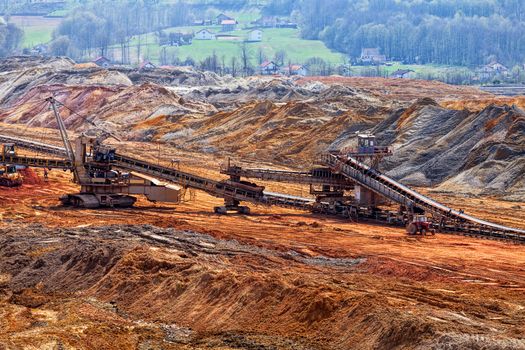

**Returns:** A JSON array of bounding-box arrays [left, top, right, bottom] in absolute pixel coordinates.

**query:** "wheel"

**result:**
[[421, 228, 427, 235], [238, 206, 250, 215], [214, 206, 227, 215], [407, 223, 417, 235], [72, 197, 82, 208]]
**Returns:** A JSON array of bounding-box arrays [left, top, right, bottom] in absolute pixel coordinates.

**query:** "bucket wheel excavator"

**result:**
[[46, 97, 182, 208]]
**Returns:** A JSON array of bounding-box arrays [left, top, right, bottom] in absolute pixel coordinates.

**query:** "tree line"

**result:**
[[265, 0, 525, 66], [0, 18, 23, 57]]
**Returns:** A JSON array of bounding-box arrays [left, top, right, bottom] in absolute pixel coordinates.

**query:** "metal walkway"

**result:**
[[0, 134, 314, 211], [2, 133, 524, 242], [221, 165, 352, 187], [320, 153, 525, 240]]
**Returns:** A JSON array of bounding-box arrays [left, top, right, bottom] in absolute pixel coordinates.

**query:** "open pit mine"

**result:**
[[0, 56, 524, 349]]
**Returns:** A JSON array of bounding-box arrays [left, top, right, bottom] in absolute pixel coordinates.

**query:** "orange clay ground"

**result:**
[[0, 141, 524, 349]]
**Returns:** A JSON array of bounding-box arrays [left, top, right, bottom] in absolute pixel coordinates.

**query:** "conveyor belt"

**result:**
[[0, 134, 66, 157], [0, 154, 72, 169], [321, 153, 525, 238], [4, 133, 525, 241], [0, 134, 313, 210], [113, 153, 313, 209], [221, 166, 351, 187]]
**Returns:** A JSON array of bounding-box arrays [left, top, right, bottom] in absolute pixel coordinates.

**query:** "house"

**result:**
[[195, 29, 216, 40], [359, 48, 386, 64], [259, 60, 279, 75], [139, 60, 157, 71], [486, 62, 508, 74], [193, 20, 204, 26], [30, 44, 48, 56], [216, 13, 234, 25], [281, 64, 308, 76], [246, 29, 262, 42], [93, 56, 111, 68], [477, 62, 509, 80], [391, 69, 414, 79], [221, 19, 237, 32]]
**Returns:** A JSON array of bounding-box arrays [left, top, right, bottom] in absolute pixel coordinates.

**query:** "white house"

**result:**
[[359, 48, 386, 64], [139, 60, 157, 71], [195, 29, 216, 40], [246, 29, 263, 42], [260, 60, 279, 75], [281, 64, 307, 76]]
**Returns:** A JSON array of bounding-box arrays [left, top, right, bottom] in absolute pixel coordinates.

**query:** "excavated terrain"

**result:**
[[0, 57, 524, 349]]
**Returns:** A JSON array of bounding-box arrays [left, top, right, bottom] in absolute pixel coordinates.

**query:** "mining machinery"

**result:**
[[0, 143, 23, 187], [47, 97, 183, 208], [0, 103, 524, 242]]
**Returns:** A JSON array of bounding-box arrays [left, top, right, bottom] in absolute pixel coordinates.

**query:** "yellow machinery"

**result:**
[[0, 143, 23, 187]]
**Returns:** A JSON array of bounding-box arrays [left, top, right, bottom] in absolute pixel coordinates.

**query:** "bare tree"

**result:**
[[230, 57, 238, 77], [257, 48, 266, 65], [239, 43, 251, 76]]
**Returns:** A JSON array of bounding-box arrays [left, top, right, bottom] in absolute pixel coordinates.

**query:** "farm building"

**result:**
[[359, 48, 386, 64], [281, 64, 308, 76], [391, 69, 414, 78], [246, 29, 263, 42], [221, 19, 237, 32], [93, 56, 111, 68], [195, 29, 216, 40], [259, 61, 280, 75], [216, 13, 234, 25], [139, 60, 157, 71]]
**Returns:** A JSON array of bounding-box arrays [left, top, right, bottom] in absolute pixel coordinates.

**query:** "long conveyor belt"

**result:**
[[320, 153, 525, 240], [0, 134, 314, 210], [221, 166, 352, 186], [2, 133, 524, 241]]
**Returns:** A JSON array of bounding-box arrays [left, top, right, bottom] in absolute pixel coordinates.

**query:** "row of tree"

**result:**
[[263, 0, 525, 66], [0, 19, 23, 57]]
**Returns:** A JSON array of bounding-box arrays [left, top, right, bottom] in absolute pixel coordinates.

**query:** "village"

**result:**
[[3, 1, 524, 86]]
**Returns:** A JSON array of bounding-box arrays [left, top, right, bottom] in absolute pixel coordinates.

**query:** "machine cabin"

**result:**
[[2, 143, 16, 157], [345, 134, 392, 157]]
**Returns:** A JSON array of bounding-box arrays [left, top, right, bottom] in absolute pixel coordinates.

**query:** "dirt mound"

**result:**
[[18, 168, 44, 185], [1, 224, 524, 349], [296, 76, 492, 102], [0, 56, 74, 73], [371, 100, 525, 198], [0, 82, 215, 139]]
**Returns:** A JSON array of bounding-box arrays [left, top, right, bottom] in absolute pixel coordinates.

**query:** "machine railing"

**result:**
[[3, 133, 525, 241], [320, 153, 525, 238], [220, 165, 351, 186]]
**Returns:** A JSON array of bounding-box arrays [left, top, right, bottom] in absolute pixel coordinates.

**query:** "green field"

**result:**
[[10, 16, 61, 48], [111, 27, 345, 66]]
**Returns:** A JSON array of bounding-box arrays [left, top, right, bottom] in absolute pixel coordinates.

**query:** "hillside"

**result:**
[[3, 56, 524, 201], [1, 56, 525, 350]]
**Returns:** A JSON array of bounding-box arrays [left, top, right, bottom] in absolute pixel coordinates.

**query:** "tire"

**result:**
[[407, 223, 417, 235], [421, 229, 427, 235]]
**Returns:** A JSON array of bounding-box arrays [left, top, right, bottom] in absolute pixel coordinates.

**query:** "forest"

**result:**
[[290, 0, 525, 66]]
